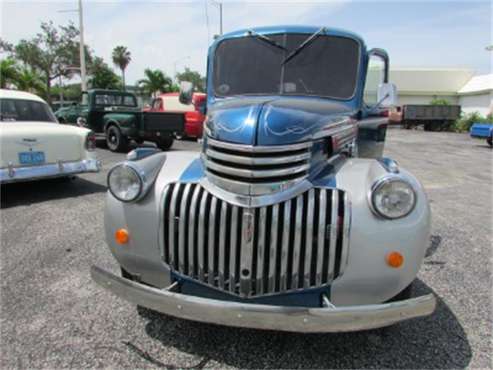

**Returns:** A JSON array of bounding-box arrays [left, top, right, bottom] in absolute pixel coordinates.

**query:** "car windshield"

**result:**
[[94, 94, 137, 107], [0, 98, 57, 123], [213, 33, 360, 99]]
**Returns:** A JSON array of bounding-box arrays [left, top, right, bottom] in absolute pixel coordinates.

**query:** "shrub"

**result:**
[[454, 112, 493, 132], [430, 98, 450, 106]]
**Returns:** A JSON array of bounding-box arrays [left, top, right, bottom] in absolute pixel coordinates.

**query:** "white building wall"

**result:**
[[459, 93, 493, 116]]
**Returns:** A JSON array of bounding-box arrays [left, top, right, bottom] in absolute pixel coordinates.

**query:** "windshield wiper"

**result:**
[[282, 27, 327, 65], [247, 29, 287, 51]]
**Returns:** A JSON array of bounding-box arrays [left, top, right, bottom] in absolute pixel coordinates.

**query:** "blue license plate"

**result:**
[[18, 151, 45, 165]]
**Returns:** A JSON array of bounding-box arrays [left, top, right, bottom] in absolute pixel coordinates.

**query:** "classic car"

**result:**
[[92, 26, 436, 333], [0, 89, 101, 184], [55, 89, 185, 152], [146, 92, 206, 140]]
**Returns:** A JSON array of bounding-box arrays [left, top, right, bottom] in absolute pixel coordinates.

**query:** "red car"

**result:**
[[147, 92, 206, 139]]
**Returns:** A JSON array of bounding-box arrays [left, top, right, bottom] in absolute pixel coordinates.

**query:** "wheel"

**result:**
[[487, 135, 492, 147], [423, 122, 432, 131], [106, 125, 128, 152], [156, 137, 174, 151]]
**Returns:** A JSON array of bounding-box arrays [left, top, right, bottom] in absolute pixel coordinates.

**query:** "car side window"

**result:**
[[364, 55, 386, 107]]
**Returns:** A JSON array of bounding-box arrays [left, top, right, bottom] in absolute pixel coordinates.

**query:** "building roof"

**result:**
[[457, 74, 493, 95], [0, 89, 46, 103], [390, 68, 475, 96]]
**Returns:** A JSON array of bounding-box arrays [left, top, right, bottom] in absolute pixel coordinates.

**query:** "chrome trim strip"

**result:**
[[159, 184, 172, 261], [204, 158, 309, 179], [280, 199, 291, 291], [303, 189, 315, 288], [0, 158, 101, 184], [168, 185, 181, 270], [339, 192, 351, 277], [256, 207, 267, 294], [198, 191, 208, 280], [92, 265, 437, 333], [291, 195, 304, 289], [229, 206, 239, 293], [218, 201, 228, 289], [240, 209, 255, 297], [188, 185, 201, 276], [268, 204, 279, 292], [207, 197, 218, 285], [315, 190, 327, 285], [328, 191, 339, 280], [178, 183, 192, 273], [205, 149, 311, 165], [207, 137, 312, 153]]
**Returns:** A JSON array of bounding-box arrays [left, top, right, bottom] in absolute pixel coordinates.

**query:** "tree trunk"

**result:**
[[122, 69, 125, 91]]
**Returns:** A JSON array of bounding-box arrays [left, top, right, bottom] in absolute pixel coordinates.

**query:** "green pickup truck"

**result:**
[[54, 89, 184, 152]]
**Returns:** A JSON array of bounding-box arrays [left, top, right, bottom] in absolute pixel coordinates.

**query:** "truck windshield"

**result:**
[[0, 99, 57, 123], [213, 33, 359, 99]]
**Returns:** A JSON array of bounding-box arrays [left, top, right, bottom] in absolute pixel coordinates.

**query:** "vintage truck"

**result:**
[[92, 26, 436, 333], [54, 89, 184, 152], [400, 104, 461, 131]]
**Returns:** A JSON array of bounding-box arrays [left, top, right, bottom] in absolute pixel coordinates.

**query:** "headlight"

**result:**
[[370, 177, 416, 219], [108, 164, 143, 202]]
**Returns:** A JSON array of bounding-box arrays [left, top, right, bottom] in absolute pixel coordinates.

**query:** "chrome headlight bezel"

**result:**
[[107, 163, 147, 203], [369, 176, 417, 220]]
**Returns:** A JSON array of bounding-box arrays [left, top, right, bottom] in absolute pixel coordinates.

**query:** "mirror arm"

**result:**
[[368, 92, 390, 114]]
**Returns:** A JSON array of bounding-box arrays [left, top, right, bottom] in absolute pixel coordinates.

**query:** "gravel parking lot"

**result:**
[[1, 130, 491, 369]]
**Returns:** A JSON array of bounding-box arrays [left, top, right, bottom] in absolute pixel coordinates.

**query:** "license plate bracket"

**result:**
[[18, 151, 45, 165]]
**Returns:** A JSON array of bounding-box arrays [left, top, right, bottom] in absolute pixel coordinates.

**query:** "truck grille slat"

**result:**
[[162, 183, 350, 297]]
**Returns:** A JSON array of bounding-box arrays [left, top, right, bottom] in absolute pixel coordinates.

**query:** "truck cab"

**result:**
[[93, 26, 435, 333]]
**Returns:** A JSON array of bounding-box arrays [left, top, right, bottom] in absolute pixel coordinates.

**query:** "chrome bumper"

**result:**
[[91, 266, 437, 333], [0, 159, 101, 184]]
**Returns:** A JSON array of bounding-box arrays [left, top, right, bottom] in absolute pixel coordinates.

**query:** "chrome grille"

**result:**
[[203, 137, 312, 195], [162, 183, 350, 298]]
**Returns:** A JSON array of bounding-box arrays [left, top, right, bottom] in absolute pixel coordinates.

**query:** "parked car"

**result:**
[[92, 26, 436, 333], [55, 89, 185, 152], [0, 89, 100, 184], [401, 104, 461, 131], [147, 92, 206, 139]]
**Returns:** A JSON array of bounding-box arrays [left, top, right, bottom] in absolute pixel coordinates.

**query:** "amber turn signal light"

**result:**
[[115, 228, 129, 245], [386, 251, 404, 268]]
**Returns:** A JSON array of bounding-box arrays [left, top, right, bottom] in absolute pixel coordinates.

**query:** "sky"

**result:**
[[0, 0, 491, 85]]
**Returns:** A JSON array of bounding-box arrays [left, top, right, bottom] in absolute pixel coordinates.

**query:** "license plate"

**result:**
[[18, 151, 45, 165]]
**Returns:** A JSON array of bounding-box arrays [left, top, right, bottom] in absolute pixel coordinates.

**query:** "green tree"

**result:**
[[0, 58, 19, 88], [13, 21, 90, 103], [88, 57, 121, 90], [138, 69, 172, 97], [430, 98, 450, 106], [175, 67, 206, 92], [112, 46, 131, 91]]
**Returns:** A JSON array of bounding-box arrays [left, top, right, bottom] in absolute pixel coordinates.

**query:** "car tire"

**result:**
[[106, 125, 128, 153], [487, 135, 492, 147], [157, 137, 174, 151]]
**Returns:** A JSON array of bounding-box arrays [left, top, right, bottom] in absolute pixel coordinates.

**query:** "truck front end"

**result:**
[[92, 26, 436, 332]]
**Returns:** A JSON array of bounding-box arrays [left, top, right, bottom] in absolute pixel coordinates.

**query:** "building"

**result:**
[[390, 68, 492, 116]]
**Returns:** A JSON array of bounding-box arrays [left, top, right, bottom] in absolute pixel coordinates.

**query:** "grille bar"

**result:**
[[162, 183, 350, 297]]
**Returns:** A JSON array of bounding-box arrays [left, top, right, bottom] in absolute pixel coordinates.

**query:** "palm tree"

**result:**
[[14, 67, 45, 95], [0, 58, 19, 88], [112, 46, 131, 90], [138, 69, 172, 98]]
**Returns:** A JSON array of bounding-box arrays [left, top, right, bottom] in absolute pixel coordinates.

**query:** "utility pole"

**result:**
[[211, 1, 223, 36], [78, 0, 87, 93]]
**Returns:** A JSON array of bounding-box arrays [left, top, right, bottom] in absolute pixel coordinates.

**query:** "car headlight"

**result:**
[[108, 164, 143, 202], [370, 177, 416, 219]]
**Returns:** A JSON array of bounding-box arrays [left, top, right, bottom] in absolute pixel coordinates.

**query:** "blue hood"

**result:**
[[206, 96, 357, 146]]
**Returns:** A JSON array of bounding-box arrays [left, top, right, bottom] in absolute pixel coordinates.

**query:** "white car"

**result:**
[[0, 89, 101, 184]]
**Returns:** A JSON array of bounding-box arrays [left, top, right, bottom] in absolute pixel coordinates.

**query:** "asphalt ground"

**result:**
[[1, 130, 491, 369]]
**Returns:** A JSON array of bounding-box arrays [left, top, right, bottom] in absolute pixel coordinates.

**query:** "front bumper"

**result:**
[[0, 159, 101, 184], [91, 266, 436, 333]]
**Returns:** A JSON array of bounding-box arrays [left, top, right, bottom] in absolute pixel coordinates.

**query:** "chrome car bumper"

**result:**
[[91, 266, 437, 333], [0, 159, 101, 184]]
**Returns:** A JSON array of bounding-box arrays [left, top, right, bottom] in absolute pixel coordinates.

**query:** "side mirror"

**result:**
[[377, 83, 398, 108], [179, 81, 194, 105]]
